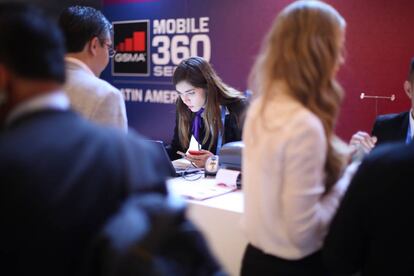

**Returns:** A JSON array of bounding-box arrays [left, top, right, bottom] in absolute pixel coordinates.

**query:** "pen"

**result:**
[[176, 151, 187, 158]]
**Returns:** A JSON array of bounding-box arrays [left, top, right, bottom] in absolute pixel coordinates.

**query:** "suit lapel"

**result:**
[[396, 112, 409, 141]]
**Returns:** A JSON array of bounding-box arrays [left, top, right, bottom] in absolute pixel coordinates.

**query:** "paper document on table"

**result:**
[[169, 178, 237, 201], [172, 158, 192, 170], [215, 169, 240, 188]]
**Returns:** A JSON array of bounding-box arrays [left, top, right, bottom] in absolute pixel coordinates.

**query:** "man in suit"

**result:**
[[323, 141, 414, 275], [350, 58, 414, 152], [0, 4, 171, 275], [58, 6, 128, 132]]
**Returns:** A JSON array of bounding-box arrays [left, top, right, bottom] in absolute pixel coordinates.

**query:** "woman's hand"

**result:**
[[348, 131, 377, 163], [349, 131, 377, 153], [186, 149, 213, 168]]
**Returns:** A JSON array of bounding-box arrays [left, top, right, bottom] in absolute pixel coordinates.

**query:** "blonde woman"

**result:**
[[241, 1, 352, 275]]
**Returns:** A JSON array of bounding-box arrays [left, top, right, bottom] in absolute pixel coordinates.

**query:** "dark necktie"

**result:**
[[192, 108, 204, 144]]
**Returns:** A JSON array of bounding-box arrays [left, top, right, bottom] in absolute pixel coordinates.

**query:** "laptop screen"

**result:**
[[148, 140, 203, 177], [148, 140, 177, 177]]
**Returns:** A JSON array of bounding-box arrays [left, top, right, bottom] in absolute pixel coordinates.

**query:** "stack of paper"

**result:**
[[168, 177, 237, 201]]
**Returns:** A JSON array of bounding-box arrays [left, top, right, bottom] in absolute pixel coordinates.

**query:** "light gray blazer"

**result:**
[[64, 57, 128, 132]]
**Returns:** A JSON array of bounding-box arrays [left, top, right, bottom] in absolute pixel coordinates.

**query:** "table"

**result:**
[[168, 177, 247, 276]]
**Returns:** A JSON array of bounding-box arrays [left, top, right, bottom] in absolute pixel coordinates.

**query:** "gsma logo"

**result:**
[[112, 20, 150, 76]]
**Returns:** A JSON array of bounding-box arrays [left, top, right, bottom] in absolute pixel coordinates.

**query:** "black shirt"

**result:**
[[167, 98, 247, 160]]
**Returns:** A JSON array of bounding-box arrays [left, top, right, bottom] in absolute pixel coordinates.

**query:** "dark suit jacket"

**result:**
[[167, 98, 247, 160], [323, 142, 414, 275], [85, 194, 224, 276], [371, 111, 409, 145], [0, 109, 171, 276]]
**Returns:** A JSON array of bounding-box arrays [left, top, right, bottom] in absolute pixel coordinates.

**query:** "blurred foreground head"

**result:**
[[0, 2, 65, 122]]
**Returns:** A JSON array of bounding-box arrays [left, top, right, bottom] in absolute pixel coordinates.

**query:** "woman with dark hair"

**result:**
[[167, 56, 247, 168]]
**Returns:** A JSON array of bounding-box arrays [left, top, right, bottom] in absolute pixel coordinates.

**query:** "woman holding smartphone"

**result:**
[[167, 56, 247, 168], [242, 1, 352, 275]]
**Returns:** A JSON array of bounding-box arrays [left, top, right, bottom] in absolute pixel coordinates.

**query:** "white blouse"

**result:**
[[241, 83, 353, 260]]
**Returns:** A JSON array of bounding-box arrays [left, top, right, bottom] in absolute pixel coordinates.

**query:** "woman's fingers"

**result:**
[[187, 150, 213, 167]]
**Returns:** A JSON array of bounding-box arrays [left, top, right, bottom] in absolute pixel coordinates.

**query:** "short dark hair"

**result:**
[[0, 3, 65, 83], [59, 6, 112, 53]]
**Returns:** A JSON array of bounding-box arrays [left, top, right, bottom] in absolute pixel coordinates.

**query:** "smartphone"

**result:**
[[188, 150, 204, 156]]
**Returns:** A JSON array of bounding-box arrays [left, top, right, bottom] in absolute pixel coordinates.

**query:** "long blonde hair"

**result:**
[[250, 0, 347, 193], [173, 57, 244, 150]]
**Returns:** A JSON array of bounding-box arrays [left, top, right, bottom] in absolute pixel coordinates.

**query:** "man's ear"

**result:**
[[404, 80, 412, 100], [88, 37, 100, 57], [0, 64, 9, 89], [0, 64, 11, 112]]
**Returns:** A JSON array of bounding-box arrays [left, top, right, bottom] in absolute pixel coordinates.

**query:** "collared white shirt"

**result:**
[[241, 81, 353, 260], [5, 90, 69, 126]]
